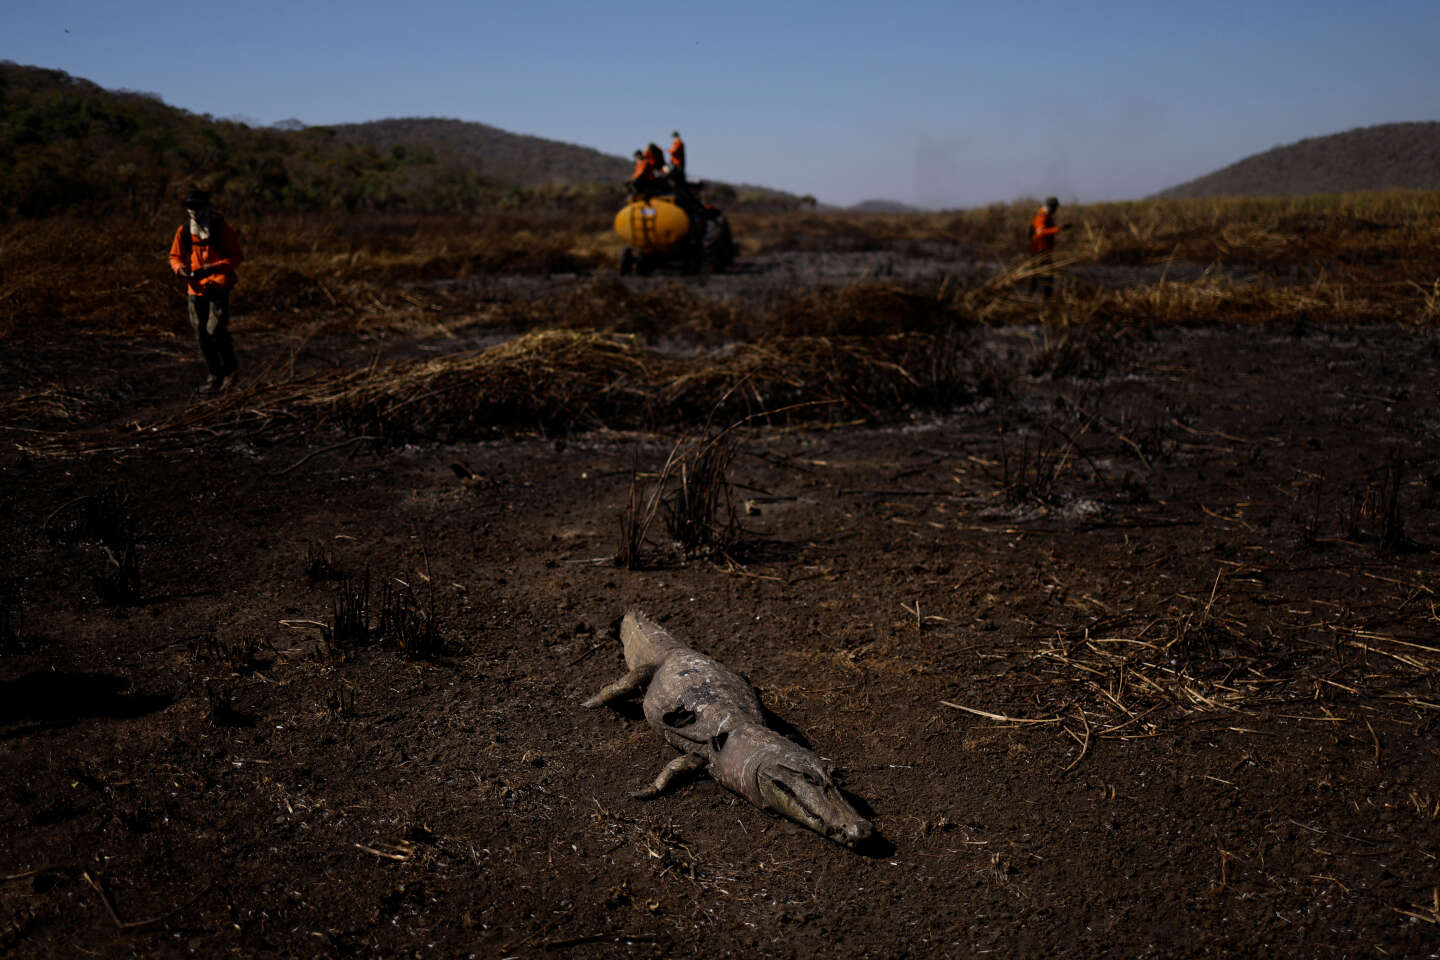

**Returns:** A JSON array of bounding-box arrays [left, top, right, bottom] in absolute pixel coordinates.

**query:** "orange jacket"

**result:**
[[1030, 207, 1059, 254], [632, 156, 654, 181], [669, 137, 685, 171], [169, 219, 243, 295]]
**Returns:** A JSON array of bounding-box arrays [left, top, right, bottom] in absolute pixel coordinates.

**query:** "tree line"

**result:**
[[0, 62, 632, 218]]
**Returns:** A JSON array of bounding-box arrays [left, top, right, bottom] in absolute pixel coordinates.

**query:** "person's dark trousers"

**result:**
[[1029, 252, 1055, 300], [188, 291, 237, 379]]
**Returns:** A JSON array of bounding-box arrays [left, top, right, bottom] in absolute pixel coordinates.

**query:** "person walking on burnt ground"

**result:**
[[169, 188, 244, 395], [1028, 196, 1069, 300]]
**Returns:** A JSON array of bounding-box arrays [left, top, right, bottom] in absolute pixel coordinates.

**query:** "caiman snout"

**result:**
[[836, 818, 874, 847], [754, 752, 875, 849]]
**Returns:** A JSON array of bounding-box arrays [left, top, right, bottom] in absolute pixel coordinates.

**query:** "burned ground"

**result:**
[[2, 205, 1440, 958]]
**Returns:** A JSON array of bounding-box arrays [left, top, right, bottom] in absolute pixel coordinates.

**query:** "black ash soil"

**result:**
[[2, 251, 1439, 959]]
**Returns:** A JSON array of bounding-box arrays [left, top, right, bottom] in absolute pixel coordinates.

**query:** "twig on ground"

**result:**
[[1062, 706, 1092, 772], [271, 435, 380, 476], [544, 933, 661, 951], [83, 872, 213, 931], [939, 701, 1060, 724]]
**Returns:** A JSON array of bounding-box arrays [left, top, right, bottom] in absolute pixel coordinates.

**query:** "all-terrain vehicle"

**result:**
[[614, 185, 736, 276]]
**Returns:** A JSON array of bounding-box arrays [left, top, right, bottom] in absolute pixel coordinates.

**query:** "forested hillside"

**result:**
[[327, 118, 630, 188], [1157, 122, 1440, 198], [0, 62, 796, 217]]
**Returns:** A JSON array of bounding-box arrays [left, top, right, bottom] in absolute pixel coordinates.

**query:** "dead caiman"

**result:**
[[583, 609, 874, 849]]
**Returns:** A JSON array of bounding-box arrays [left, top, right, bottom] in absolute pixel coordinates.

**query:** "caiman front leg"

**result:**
[[632, 753, 707, 799], [582, 666, 654, 708]]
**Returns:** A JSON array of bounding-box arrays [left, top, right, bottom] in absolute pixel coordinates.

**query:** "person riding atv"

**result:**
[[615, 160, 735, 277]]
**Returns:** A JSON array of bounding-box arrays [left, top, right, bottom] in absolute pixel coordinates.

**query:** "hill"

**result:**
[[321, 117, 631, 188], [1156, 122, 1440, 199], [846, 199, 924, 213], [0, 61, 802, 216]]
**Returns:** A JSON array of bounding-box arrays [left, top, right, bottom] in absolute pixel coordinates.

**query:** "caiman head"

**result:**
[[750, 740, 873, 849]]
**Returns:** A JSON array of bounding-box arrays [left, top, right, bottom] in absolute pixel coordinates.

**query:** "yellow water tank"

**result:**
[[614, 196, 691, 253]]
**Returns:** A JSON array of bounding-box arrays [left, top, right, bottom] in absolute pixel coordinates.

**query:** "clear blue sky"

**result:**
[[6, 0, 1439, 208]]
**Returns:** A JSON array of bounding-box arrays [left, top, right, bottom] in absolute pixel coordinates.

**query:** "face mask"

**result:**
[[187, 210, 212, 242]]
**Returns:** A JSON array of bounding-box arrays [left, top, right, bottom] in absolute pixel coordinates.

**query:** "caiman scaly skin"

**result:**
[[583, 610, 874, 849]]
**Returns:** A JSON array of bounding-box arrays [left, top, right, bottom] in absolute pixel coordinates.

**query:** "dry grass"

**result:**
[[5, 193, 1439, 451], [495, 276, 975, 348], [0, 323, 989, 456], [0, 212, 618, 339], [497, 276, 745, 343], [731, 190, 1440, 266], [615, 426, 745, 570], [5, 192, 1439, 341], [226, 328, 988, 441], [734, 191, 1440, 328], [970, 270, 1404, 329], [942, 563, 1440, 778]]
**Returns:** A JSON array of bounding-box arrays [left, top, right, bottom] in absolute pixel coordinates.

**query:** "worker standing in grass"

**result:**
[[668, 130, 686, 183], [1028, 196, 1068, 300], [169, 188, 243, 395]]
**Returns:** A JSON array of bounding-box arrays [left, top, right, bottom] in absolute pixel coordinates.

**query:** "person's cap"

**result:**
[[672, 131, 680, 138], [1045, 196, 1060, 209], [183, 188, 211, 209]]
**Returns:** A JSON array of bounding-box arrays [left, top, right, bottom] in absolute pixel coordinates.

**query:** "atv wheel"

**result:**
[[716, 215, 736, 271], [702, 214, 734, 276]]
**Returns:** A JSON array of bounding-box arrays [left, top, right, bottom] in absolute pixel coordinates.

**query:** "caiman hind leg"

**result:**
[[632, 753, 707, 799], [581, 666, 654, 709]]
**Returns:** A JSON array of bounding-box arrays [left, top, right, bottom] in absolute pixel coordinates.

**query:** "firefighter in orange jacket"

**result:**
[[1028, 196, 1067, 298], [631, 144, 667, 197], [168, 188, 244, 394], [668, 131, 686, 183]]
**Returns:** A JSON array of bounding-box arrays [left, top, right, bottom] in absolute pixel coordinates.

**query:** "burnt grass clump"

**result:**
[[617, 429, 745, 570], [42, 485, 131, 546], [186, 326, 993, 445], [41, 485, 143, 605], [321, 570, 372, 657], [190, 634, 274, 675], [303, 540, 342, 582], [319, 568, 446, 660], [91, 537, 141, 606], [376, 577, 444, 659]]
